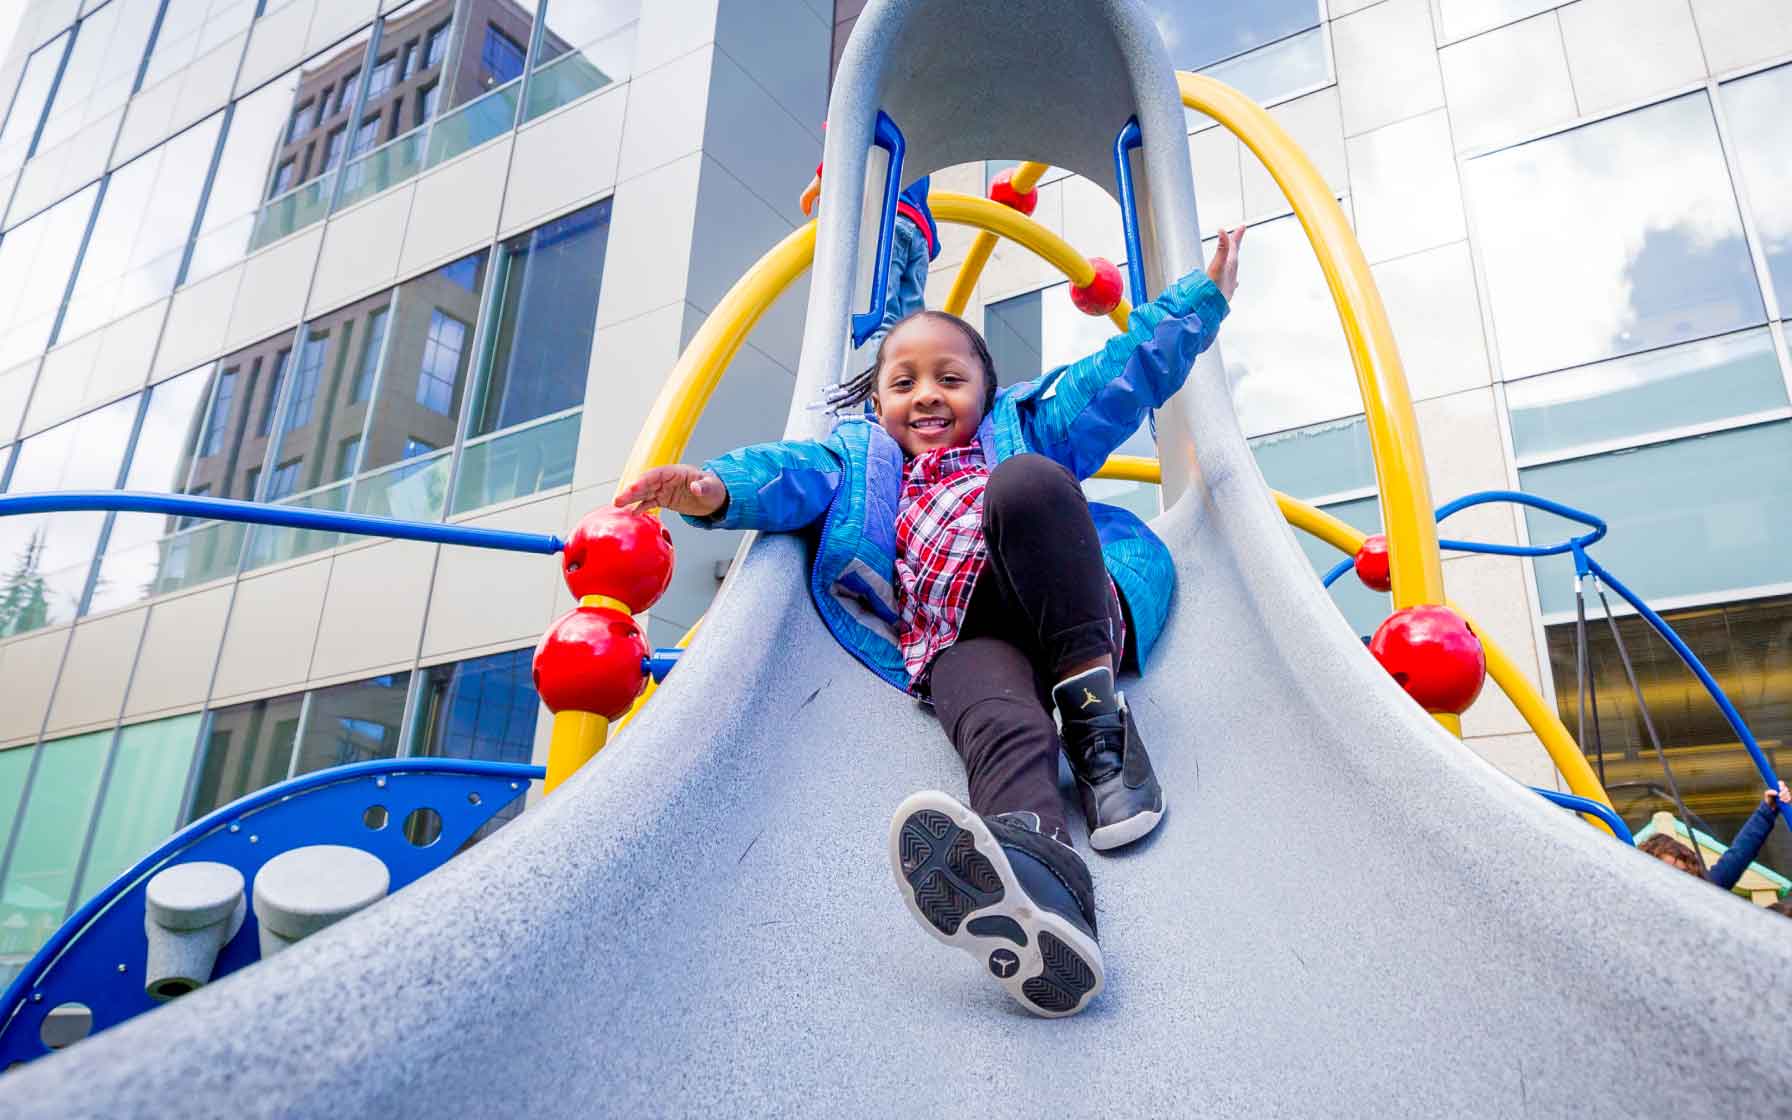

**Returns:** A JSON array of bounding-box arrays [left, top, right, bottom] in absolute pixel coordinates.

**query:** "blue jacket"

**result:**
[[1707, 799, 1783, 892], [683, 271, 1229, 691]]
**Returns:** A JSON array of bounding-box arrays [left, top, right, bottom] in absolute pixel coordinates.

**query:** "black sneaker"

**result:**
[[1053, 668, 1165, 851], [889, 791, 1103, 1018]]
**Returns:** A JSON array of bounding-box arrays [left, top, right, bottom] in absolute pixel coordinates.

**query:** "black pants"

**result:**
[[928, 455, 1125, 841]]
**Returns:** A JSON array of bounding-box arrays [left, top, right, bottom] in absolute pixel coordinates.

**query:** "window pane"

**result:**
[[1464, 93, 1765, 379], [291, 672, 410, 775], [0, 394, 138, 634], [35, 0, 160, 152], [452, 408, 578, 513], [1544, 594, 1792, 882], [1506, 328, 1788, 461], [1303, 494, 1388, 638], [1521, 421, 1792, 615], [1249, 414, 1377, 500], [1196, 25, 1328, 106], [72, 713, 203, 902], [446, 0, 537, 112], [1141, 0, 1320, 70], [469, 201, 608, 436], [188, 27, 374, 274], [142, 0, 257, 87], [1208, 213, 1356, 435], [414, 648, 536, 842], [187, 693, 302, 820], [61, 114, 223, 340], [0, 33, 71, 179], [1719, 65, 1792, 320], [0, 184, 98, 370], [90, 366, 236, 613], [0, 730, 113, 961], [985, 290, 1042, 389], [527, 0, 639, 121], [361, 251, 486, 475]]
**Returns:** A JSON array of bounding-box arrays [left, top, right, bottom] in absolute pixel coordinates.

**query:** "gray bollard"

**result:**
[[252, 845, 389, 958], [143, 862, 248, 1001]]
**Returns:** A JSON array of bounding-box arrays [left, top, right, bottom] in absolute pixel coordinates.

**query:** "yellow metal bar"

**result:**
[[945, 160, 1054, 315], [929, 192, 1131, 330], [943, 234, 995, 316], [578, 594, 630, 613], [1177, 72, 1445, 615], [545, 710, 609, 794]]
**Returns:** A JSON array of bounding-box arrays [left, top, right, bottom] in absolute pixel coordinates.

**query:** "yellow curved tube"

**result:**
[[1178, 72, 1444, 615], [946, 161, 1051, 316], [930, 192, 1131, 331]]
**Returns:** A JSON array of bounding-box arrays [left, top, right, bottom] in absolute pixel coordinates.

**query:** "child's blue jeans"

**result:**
[[869, 215, 932, 345]]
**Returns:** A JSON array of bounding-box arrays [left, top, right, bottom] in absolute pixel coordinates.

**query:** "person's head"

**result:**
[[826, 311, 998, 456], [1639, 832, 1706, 878]]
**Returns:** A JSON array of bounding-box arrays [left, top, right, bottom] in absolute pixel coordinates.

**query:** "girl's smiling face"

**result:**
[[873, 314, 990, 456]]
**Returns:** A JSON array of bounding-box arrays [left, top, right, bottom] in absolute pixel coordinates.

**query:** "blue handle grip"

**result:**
[[850, 111, 907, 348], [1112, 117, 1147, 306]]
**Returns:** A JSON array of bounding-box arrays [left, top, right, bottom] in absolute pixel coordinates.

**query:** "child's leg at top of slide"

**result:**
[[891, 455, 1165, 1019]]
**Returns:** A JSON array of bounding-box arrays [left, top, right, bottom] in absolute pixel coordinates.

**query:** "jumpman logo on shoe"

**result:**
[[1079, 688, 1101, 710], [989, 949, 1020, 978]]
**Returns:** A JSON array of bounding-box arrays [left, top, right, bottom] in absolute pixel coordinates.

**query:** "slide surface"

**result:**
[[7, 2, 1791, 1114]]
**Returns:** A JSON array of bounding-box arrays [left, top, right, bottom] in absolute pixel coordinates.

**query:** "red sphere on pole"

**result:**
[[532, 606, 651, 719], [1354, 533, 1392, 593], [987, 168, 1039, 216], [1070, 258, 1124, 316], [1369, 605, 1486, 715], [561, 507, 675, 611]]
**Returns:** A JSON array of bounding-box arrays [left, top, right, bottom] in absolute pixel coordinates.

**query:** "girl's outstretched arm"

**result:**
[[1704, 782, 1788, 891], [1023, 229, 1244, 478], [622, 437, 846, 533]]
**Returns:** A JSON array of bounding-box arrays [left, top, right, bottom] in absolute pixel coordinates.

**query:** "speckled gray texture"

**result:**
[[7, 2, 1792, 1115]]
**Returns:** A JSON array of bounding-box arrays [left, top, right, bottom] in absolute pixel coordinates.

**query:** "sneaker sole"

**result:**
[[1088, 801, 1165, 852], [888, 791, 1104, 1019]]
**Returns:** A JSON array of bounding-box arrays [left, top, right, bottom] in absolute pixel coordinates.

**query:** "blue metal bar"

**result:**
[[849, 110, 906, 348], [1530, 787, 1635, 845], [0, 759, 545, 1039], [0, 491, 564, 554], [1434, 489, 1607, 557], [1112, 117, 1147, 306]]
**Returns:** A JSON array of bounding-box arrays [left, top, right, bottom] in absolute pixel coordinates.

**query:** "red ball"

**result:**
[[1070, 258, 1124, 316], [1354, 534, 1392, 593], [1369, 605, 1486, 715], [562, 507, 675, 611], [987, 168, 1039, 216], [532, 606, 650, 718]]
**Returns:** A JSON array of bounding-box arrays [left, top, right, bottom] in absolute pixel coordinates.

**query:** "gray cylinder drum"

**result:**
[[142, 862, 248, 1001], [252, 845, 390, 958]]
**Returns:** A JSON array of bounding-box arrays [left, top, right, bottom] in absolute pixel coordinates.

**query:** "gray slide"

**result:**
[[7, 2, 1790, 1115]]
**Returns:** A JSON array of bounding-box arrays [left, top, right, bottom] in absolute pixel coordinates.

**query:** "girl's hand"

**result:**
[[1207, 225, 1245, 302], [799, 174, 822, 218], [615, 465, 728, 518], [1767, 781, 1791, 806]]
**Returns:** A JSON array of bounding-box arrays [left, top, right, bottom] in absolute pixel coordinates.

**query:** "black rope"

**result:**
[[1574, 575, 1606, 786], [1596, 578, 1708, 877]]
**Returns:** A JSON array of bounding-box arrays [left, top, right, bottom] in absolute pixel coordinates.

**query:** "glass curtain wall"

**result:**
[[413, 647, 538, 844], [0, 31, 73, 183]]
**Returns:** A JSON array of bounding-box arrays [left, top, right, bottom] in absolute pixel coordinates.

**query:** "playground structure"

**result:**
[[3, 0, 1791, 1113]]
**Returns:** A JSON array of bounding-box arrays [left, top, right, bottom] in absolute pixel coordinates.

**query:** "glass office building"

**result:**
[[2, 0, 1791, 983]]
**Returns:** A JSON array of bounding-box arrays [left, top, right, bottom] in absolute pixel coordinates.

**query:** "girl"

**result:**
[[617, 228, 1244, 1018]]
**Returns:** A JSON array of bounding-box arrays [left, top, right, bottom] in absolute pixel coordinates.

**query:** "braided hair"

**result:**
[[821, 310, 999, 417]]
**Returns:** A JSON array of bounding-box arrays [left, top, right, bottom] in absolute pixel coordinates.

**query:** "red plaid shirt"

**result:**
[[895, 441, 991, 688]]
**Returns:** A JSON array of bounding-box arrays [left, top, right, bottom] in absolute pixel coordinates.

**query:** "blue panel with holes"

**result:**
[[0, 759, 543, 1068]]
